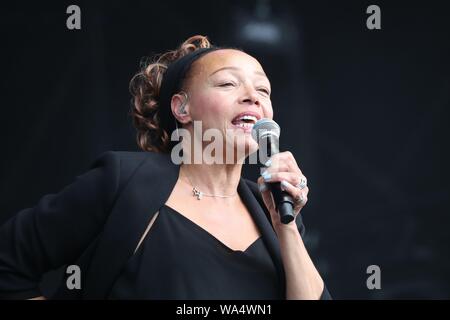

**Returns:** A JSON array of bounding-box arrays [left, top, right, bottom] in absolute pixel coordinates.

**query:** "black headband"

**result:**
[[158, 47, 221, 139]]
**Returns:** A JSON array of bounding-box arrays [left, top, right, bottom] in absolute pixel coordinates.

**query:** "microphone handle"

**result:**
[[269, 183, 295, 224], [265, 136, 295, 224]]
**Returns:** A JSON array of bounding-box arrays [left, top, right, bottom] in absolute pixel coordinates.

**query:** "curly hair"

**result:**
[[129, 35, 212, 153]]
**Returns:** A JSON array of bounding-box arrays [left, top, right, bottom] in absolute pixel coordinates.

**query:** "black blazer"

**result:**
[[0, 151, 331, 299]]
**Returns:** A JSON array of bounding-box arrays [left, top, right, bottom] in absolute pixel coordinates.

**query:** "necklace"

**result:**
[[184, 173, 238, 200]]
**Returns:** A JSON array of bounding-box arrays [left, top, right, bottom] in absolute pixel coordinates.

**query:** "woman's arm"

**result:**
[[275, 223, 325, 300], [0, 151, 123, 299], [257, 151, 332, 300]]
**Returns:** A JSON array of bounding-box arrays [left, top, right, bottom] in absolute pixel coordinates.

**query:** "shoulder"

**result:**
[[86, 150, 174, 190], [90, 150, 173, 172], [94, 150, 170, 165]]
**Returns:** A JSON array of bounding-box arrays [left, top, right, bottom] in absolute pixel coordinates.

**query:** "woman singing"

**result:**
[[0, 35, 331, 300]]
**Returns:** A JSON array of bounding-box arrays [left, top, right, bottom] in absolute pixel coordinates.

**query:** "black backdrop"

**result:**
[[1, 0, 449, 299]]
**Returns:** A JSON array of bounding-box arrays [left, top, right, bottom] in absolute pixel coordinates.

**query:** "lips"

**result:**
[[231, 112, 260, 125], [231, 112, 261, 133]]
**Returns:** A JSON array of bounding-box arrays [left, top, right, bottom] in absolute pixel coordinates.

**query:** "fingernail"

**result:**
[[264, 159, 272, 167], [262, 172, 271, 182], [281, 180, 289, 190], [258, 183, 268, 192]]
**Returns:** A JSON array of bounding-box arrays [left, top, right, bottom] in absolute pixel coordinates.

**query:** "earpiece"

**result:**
[[178, 92, 189, 115], [179, 103, 187, 115]]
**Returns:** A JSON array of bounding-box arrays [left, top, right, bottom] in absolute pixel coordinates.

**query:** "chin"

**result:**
[[223, 127, 258, 162], [235, 140, 259, 160]]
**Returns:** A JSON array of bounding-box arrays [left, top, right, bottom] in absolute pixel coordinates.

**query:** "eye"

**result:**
[[219, 82, 236, 87], [258, 88, 271, 95]]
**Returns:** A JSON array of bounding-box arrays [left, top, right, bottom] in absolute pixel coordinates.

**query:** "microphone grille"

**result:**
[[251, 118, 281, 143]]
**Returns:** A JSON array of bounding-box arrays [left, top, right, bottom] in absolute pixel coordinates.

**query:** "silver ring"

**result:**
[[296, 177, 307, 190], [294, 194, 305, 205]]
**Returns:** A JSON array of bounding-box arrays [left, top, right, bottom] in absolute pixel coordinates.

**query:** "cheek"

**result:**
[[264, 102, 274, 119], [193, 94, 230, 122]]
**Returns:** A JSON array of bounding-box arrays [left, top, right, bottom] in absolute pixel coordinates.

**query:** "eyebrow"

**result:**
[[209, 66, 268, 78]]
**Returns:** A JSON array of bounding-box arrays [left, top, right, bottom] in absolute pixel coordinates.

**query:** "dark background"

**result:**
[[1, 0, 449, 299]]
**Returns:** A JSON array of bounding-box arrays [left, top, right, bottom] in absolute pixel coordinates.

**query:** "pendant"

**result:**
[[192, 187, 203, 200]]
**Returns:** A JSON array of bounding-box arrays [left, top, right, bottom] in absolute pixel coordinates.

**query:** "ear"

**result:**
[[170, 92, 191, 124]]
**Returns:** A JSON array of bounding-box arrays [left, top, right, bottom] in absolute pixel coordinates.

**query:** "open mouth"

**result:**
[[231, 114, 258, 131]]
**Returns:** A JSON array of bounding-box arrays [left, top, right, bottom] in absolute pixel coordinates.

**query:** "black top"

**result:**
[[0, 151, 330, 299], [109, 205, 282, 300]]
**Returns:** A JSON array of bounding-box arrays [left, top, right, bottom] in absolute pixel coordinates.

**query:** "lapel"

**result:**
[[84, 152, 179, 299], [84, 153, 285, 298], [237, 179, 286, 297]]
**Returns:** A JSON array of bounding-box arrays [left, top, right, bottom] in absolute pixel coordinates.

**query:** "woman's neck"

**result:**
[[179, 162, 243, 197]]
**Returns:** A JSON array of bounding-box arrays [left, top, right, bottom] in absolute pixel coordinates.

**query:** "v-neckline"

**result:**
[[163, 204, 262, 254]]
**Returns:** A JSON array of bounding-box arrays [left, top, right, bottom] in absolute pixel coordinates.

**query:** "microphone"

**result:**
[[252, 119, 295, 224]]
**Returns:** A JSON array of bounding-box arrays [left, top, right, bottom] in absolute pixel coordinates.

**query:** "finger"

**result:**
[[260, 160, 292, 175], [266, 152, 302, 175], [257, 176, 276, 213], [261, 171, 305, 187], [280, 180, 308, 212], [281, 180, 309, 199], [257, 176, 266, 190]]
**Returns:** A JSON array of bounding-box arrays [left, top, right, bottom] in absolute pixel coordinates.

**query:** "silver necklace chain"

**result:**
[[184, 174, 238, 200]]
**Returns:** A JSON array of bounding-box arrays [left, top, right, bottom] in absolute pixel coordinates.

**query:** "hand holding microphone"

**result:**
[[252, 119, 309, 225]]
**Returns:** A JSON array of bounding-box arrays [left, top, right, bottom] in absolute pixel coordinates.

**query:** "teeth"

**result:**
[[235, 122, 254, 129], [238, 115, 257, 123]]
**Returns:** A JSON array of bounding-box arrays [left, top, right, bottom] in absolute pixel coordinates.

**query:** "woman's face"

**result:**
[[184, 49, 273, 160]]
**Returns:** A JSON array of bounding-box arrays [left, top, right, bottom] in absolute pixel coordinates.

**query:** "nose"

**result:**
[[239, 85, 260, 106]]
